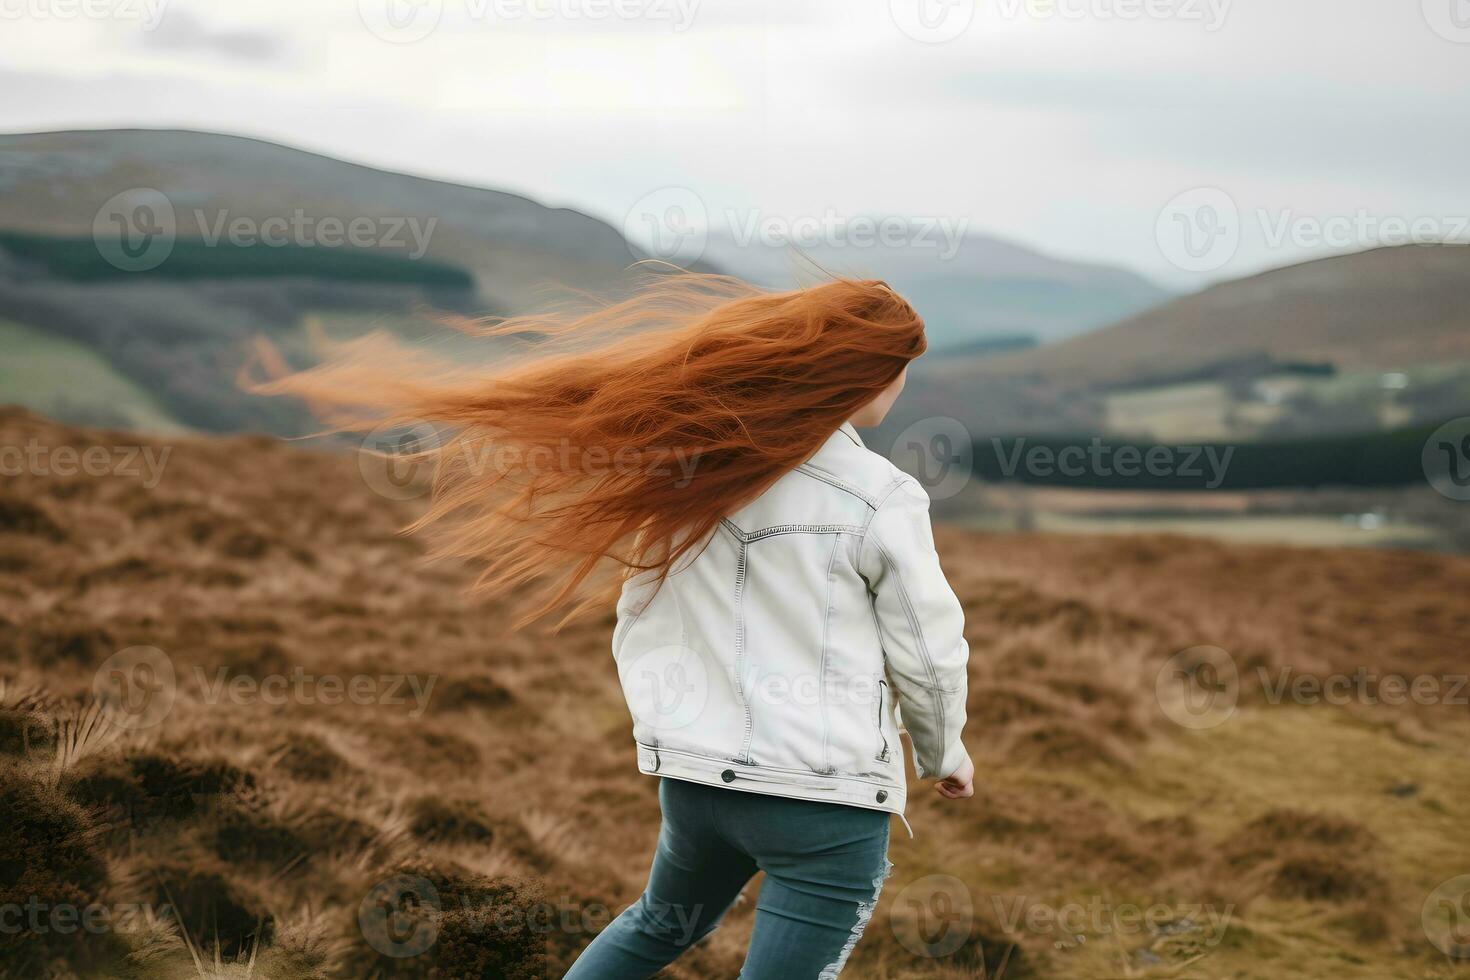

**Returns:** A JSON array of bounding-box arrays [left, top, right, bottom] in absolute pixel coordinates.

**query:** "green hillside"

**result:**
[[0, 319, 188, 433]]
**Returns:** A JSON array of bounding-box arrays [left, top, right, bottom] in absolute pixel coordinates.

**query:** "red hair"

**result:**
[[251, 272, 925, 626]]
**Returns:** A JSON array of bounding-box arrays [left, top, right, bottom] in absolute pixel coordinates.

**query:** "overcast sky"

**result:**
[[3, 0, 1468, 289]]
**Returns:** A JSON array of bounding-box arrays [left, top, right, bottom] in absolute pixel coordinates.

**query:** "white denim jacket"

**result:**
[[612, 422, 970, 824]]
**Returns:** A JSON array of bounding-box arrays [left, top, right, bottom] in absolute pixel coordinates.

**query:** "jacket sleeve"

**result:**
[[858, 477, 970, 779]]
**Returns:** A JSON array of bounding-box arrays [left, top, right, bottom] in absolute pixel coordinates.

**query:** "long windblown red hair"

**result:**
[[250, 272, 926, 627]]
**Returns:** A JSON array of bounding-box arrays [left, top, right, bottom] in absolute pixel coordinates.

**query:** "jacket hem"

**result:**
[[635, 742, 911, 830]]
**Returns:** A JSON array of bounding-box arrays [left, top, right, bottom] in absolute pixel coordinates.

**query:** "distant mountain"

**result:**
[[950, 244, 1470, 388], [701, 226, 1170, 351]]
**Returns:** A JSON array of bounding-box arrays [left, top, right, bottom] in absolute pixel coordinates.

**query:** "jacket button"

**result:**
[[876, 790, 888, 803], [721, 769, 735, 783]]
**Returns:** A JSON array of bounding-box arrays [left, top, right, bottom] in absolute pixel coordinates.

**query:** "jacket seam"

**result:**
[[795, 463, 881, 508], [721, 518, 866, 542], [732, 537, 754, 764], [856, 476, 915, 574], [818, 533, 841, 776], [869, 496, 953, 776], [611, 573, 653, 661]]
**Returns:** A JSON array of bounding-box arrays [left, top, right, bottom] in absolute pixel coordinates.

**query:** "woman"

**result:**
[[258, 273, 972, 977]]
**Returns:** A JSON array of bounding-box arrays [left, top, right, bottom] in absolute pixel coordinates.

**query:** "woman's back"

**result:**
[[613, 421, 969, 821]]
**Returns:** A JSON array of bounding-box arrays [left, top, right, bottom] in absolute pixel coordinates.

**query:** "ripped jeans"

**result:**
[[563, 777, 892, 979]]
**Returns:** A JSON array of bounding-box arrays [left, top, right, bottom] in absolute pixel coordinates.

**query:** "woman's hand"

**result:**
[[936, 752, 974, 800]]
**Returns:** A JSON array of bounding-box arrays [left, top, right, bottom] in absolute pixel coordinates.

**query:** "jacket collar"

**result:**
[[838, 421, 865, 448]]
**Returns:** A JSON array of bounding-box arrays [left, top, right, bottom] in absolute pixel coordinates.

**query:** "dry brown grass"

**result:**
[[2, 405, 1468, 979]]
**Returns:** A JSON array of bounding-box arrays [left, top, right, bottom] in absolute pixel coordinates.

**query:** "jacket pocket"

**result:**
[[874, 677, 891, 763]]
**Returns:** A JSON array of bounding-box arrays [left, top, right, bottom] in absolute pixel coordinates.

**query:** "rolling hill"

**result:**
[[0, 128, 643, 310], [0, 128, 671, 436], [953, 244, 1470, 388], [873, 245, 1470, 449]]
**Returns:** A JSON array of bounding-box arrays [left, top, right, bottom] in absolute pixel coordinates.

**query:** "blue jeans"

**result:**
[[564, 777, 891, 979]]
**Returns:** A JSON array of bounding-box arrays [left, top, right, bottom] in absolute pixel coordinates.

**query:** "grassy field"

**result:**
[[0, 320, 188, 434], [2, 407, 1469, 978]]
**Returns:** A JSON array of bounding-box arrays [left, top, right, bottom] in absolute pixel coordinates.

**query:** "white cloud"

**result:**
[[0, 0, 1466, 289]]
